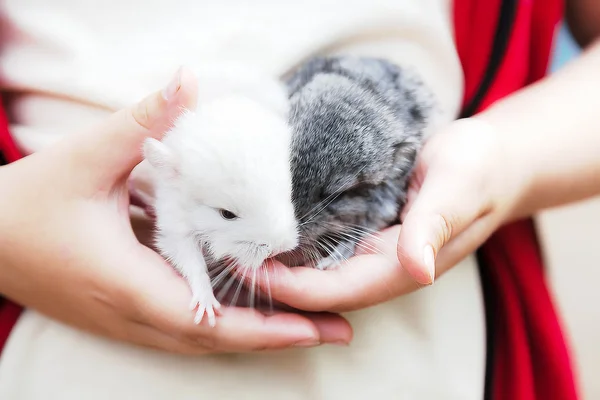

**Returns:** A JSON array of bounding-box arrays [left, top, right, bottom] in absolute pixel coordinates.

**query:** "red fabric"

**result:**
[[453, 0, 502, 110], [453, 1, 580, 400], [0, 100, 21, 163], [0, 99, 24, 353]]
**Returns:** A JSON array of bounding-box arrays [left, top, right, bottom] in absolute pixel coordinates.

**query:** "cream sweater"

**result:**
[[0, 1, 485, 399]]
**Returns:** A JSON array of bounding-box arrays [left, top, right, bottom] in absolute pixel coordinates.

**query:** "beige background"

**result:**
[[538, 200, 600, 399]]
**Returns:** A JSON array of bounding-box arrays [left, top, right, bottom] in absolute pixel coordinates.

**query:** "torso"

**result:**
[[0, 1, 485, 398]]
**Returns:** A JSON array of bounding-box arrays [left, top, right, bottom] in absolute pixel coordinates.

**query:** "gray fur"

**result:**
[[283, 55, 434, 267]]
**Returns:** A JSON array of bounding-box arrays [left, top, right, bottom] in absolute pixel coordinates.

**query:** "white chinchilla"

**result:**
[[143, 67, 299, 327]]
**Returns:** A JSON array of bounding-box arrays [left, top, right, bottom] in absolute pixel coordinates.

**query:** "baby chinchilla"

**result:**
[[282, 55, 435, 270]]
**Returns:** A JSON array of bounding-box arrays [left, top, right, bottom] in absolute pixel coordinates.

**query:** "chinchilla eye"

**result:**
[[219, 209, 238, 220]]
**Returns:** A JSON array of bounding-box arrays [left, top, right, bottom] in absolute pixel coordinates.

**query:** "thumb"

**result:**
[[397, 174, 483, 285], [69, 66, 198, 185]]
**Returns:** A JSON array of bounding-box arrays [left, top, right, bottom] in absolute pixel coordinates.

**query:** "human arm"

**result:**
[[478, 42, 600, 221], [0, 68, 351, 352], [256, 16, 600, 310], [396, 34, 600, 283]]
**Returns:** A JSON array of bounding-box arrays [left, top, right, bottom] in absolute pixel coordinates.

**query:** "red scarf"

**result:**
[[454, 0, 580, 399], [0, 2, 580, 398], [0, 100, 22, 351]]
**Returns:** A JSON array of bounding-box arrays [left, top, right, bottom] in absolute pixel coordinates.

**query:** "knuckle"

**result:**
[[432, 213, 454, 246], [180, 328, 219, 350], [120, 293, 155, 326], [130, 99, 154, 131]]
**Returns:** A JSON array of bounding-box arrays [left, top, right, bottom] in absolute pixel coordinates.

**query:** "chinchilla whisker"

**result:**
[[313, 220, 372, 235], [299, 192, 344, 227], [318, 240, 347, 265], [298, 233, 313, 243], [298, 190, 341, 223], [210, 258, 236, 277], [344, 226, 383, 239], [316, 240, 335, 259], [311, 242, 329, 266], [248, 265, 258, 310], [335, 231, 381, 254], [323, 221, 382, 238], [343, 222, 380, 233], [216, 264, 241, 304], [208, 260, 228, 275], [318, 222, 386, 247], [304, 246, 322, 268], [297, 174, 359, 223], [312, 221, 384, 249], [211, 261, 238, 288], [261, 263, 274, 315], [299, 164, 370, 226], [354, 240, 385, 256], [330, 221, 382, 235], [229, 265, 248, 308], [341, 235, 384, 257], [332, 239, 356, 257], [343, 226, 386, 244]]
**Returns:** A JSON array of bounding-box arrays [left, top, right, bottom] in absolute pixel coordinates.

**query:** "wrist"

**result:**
[[0, 164, 15, 295], [0, 160, 35, 298], [466, 115, 533, 224]]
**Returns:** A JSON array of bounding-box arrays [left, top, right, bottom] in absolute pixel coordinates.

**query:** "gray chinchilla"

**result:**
[[281, 55, 435, 270]]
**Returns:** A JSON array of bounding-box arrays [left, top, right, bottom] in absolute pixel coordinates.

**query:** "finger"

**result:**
[[172, 306, 327, 352], [396, 171, 487, 285], [249, 307, 354, 346], [435, 212, 499, 272], [188, 308, 323, 352], [252, 226, 420, 313], [127, 311, 353, 354], [254, 197, 479, 313], [302, 312, 353, 345], [123, 247, 346, 352], [250, 308, 354, 346], [399, 184, 419, 223], [67, 66, 199, 187]]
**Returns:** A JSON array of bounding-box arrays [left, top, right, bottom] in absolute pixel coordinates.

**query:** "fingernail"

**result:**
[[293, 339, 321, 347], [162, 66, 183, 101], [423, 244, 436, 284]]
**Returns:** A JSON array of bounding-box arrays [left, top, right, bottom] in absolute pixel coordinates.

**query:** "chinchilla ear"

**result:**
[[143, 138, 179, 177], [391, 137, 420, 175]]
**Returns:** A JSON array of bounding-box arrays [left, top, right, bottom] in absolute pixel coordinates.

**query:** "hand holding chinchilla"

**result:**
[[246, 56, 443, 312], [143, 56, 443, 321], [260, 119, 514, 313], [253, 58, 529, 314], [0, 67, 351, 354], [142, 56, 526, 324]]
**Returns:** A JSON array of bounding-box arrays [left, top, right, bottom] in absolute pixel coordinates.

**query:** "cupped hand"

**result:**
[[0, 67, 352, 353], [251, 118, 521, 313]]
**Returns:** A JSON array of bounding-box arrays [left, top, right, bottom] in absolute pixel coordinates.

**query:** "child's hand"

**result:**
[[0, 68, 352, 353]]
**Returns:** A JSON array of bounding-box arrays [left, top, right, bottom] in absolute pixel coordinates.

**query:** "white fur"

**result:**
[[144, 77, 299, 326], [191, 63, 291, 118]]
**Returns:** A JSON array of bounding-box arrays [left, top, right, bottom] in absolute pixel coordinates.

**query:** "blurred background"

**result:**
[[542, 23, 598, 400]]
